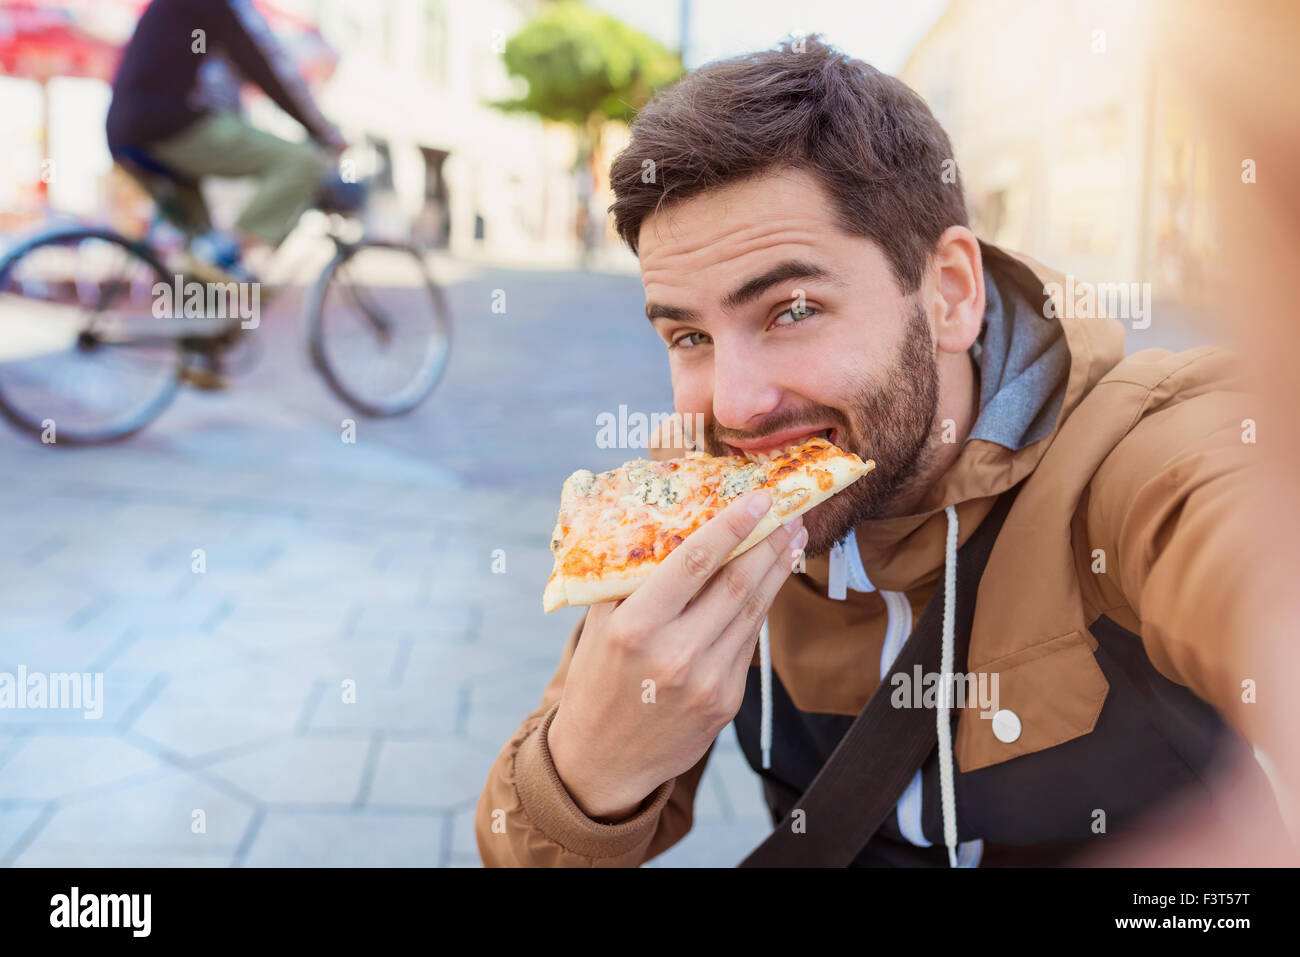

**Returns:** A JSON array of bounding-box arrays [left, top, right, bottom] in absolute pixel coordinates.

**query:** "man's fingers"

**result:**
[[622, 489, 774, 617], [682, 517, 803, 642], [711, 524, 808, 670]]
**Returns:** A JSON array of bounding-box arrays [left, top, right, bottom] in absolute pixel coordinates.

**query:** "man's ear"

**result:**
[[928, 225, 985, 355], [648, 412, 696, 461]]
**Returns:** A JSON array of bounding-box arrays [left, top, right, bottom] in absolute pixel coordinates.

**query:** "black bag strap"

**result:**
[[739, 484, 1022, 867]]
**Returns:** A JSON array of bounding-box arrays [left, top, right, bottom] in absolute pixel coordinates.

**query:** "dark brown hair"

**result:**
[[609, 35, 967, 293]]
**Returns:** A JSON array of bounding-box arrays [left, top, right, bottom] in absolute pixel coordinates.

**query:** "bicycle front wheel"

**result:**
[[0, 229, 183, 445], [305, 241, 451, 417]]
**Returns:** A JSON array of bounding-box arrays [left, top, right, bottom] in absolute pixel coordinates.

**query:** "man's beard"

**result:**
[[702, 302, 941, 557]]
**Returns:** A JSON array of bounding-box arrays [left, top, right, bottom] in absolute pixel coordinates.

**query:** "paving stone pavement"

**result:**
[[0, 260, 773, 868]]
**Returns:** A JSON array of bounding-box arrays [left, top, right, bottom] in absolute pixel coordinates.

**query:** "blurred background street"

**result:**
[[0, 0, 1228, 868], [0, 261, 776, 866]]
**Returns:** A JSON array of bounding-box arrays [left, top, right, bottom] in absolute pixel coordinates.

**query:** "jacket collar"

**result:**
[[829, 240, 1126, 595]]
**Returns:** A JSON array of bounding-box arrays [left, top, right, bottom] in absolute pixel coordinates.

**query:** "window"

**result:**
[[423, 0, 448, 87]]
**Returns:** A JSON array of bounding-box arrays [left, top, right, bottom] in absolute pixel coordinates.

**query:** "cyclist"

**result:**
[[106, 0, 345, 285]]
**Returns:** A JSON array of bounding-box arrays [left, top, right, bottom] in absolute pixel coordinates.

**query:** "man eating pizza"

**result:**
[[475, 36, 1290, 866]]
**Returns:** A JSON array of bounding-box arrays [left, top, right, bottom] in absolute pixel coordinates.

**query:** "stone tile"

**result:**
[[129, 703, 298, 760], [0, 731, 26, 770], [0, 806, 49, 862], [349, 603, 477, 640], [461, 659, 565, 749], [0, 632, 117, 673], [31, 766, 252, 847], [447, 805, 481, 860], [200, 587, 357, 622], [103, 630, 249, 675], [241, 810, 441, 867], [204, 737, 371, 804], [463, 698, 535, 754], [0, 735, 163, 800], [12, 846, 232, 867], [479, 602, 583, 653], [81, 595, 224, 640], [643, 818, 772, 868], [0, 267, 754, 866], [466, 662, 561, 713], [401, 640, 550, 687], [136, 665, 318, 712], [304, 680, 458, 735], [367, 738, 496, 809], [246, 639, 407, 687]]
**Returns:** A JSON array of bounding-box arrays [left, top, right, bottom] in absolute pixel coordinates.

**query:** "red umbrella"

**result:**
[[0, 2, 123, 204], [0, 2, 124, 81]]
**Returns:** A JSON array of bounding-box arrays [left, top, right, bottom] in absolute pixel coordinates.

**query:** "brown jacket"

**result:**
[[475, 242, 1284, 866]]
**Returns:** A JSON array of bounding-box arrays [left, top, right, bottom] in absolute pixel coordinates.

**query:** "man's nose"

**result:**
[[710, 341, 781, 432]]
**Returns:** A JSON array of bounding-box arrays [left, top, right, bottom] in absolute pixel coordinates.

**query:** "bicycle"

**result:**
[[0, 160, 452, 445]]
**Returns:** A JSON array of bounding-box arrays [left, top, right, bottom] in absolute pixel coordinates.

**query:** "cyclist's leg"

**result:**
[[146, 111, 329, 248], [115, 159, 213, 238], [171, 181, 215, 238]]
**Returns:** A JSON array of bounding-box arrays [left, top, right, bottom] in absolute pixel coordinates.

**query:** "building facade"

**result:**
[[900, 0, 1221, 311]]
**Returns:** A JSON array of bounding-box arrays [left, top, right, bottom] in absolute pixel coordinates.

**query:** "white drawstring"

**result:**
[[936, 505, 960, 867], [759, 618, 772, 770], [758, 508, 976, 867]]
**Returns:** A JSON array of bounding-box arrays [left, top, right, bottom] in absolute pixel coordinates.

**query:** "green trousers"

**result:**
[[140, 111, 330, 246]]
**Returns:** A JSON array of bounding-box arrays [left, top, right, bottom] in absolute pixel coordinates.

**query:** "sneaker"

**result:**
[[187, 231, 257, 284], [179, 356, 230, 391]]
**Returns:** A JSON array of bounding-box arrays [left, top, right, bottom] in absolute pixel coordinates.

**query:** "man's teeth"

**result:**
[[741, 430, 833, 462]]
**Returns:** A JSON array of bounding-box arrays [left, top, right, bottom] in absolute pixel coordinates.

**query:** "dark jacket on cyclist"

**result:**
[[106, 0, 336, 153]]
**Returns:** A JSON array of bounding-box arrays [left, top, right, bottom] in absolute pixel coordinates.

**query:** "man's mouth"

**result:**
[[725, 426, 838, 462]]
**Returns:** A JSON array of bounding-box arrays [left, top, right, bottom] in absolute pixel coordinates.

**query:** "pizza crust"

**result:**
[[542, 571, 568, 614], [728, 454, 870, 559], [560, 568, 656, 609]]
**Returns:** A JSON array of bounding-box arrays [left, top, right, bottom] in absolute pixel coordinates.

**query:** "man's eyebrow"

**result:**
[[646, 302, 701, 323], [646, 260, 841, 324], [722, 260, 842, 312]]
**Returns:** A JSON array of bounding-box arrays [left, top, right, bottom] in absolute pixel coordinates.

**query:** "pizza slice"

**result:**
[[543, 436, 874, 612]]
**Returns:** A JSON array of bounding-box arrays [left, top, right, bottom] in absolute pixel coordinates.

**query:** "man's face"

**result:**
[[639, 167, 941, 557]]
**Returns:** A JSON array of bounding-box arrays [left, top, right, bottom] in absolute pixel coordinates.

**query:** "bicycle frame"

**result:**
[[0, 205, 450, 437]]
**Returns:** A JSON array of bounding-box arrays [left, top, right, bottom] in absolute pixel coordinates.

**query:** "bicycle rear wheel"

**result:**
[[305, 241, 451, 417], [0, 229, 183, 444]]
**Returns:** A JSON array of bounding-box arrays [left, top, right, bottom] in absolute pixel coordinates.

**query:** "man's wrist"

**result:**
[[546, 713, 647, 822]]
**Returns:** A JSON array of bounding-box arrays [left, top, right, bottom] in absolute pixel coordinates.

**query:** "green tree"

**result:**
[[495, 1, 683, 195]]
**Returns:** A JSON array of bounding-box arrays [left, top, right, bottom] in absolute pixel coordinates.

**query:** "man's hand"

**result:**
[[547, 489, 808, 820]]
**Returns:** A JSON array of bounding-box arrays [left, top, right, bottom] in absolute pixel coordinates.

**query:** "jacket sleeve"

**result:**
[[1084, 381, 1284, 759], [209, 0, 336, 143], [474, 612, 712, 866]]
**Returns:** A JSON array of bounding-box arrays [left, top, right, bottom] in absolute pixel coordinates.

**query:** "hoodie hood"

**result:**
[[810, 241, 1126, 595]]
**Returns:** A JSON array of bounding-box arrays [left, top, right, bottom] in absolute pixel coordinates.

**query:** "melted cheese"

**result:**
[[551, 437, 858, 581]]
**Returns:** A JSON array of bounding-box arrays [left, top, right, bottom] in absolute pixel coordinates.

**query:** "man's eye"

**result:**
[[773, 305, 819, 327], [671, 332, 711, 349]]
